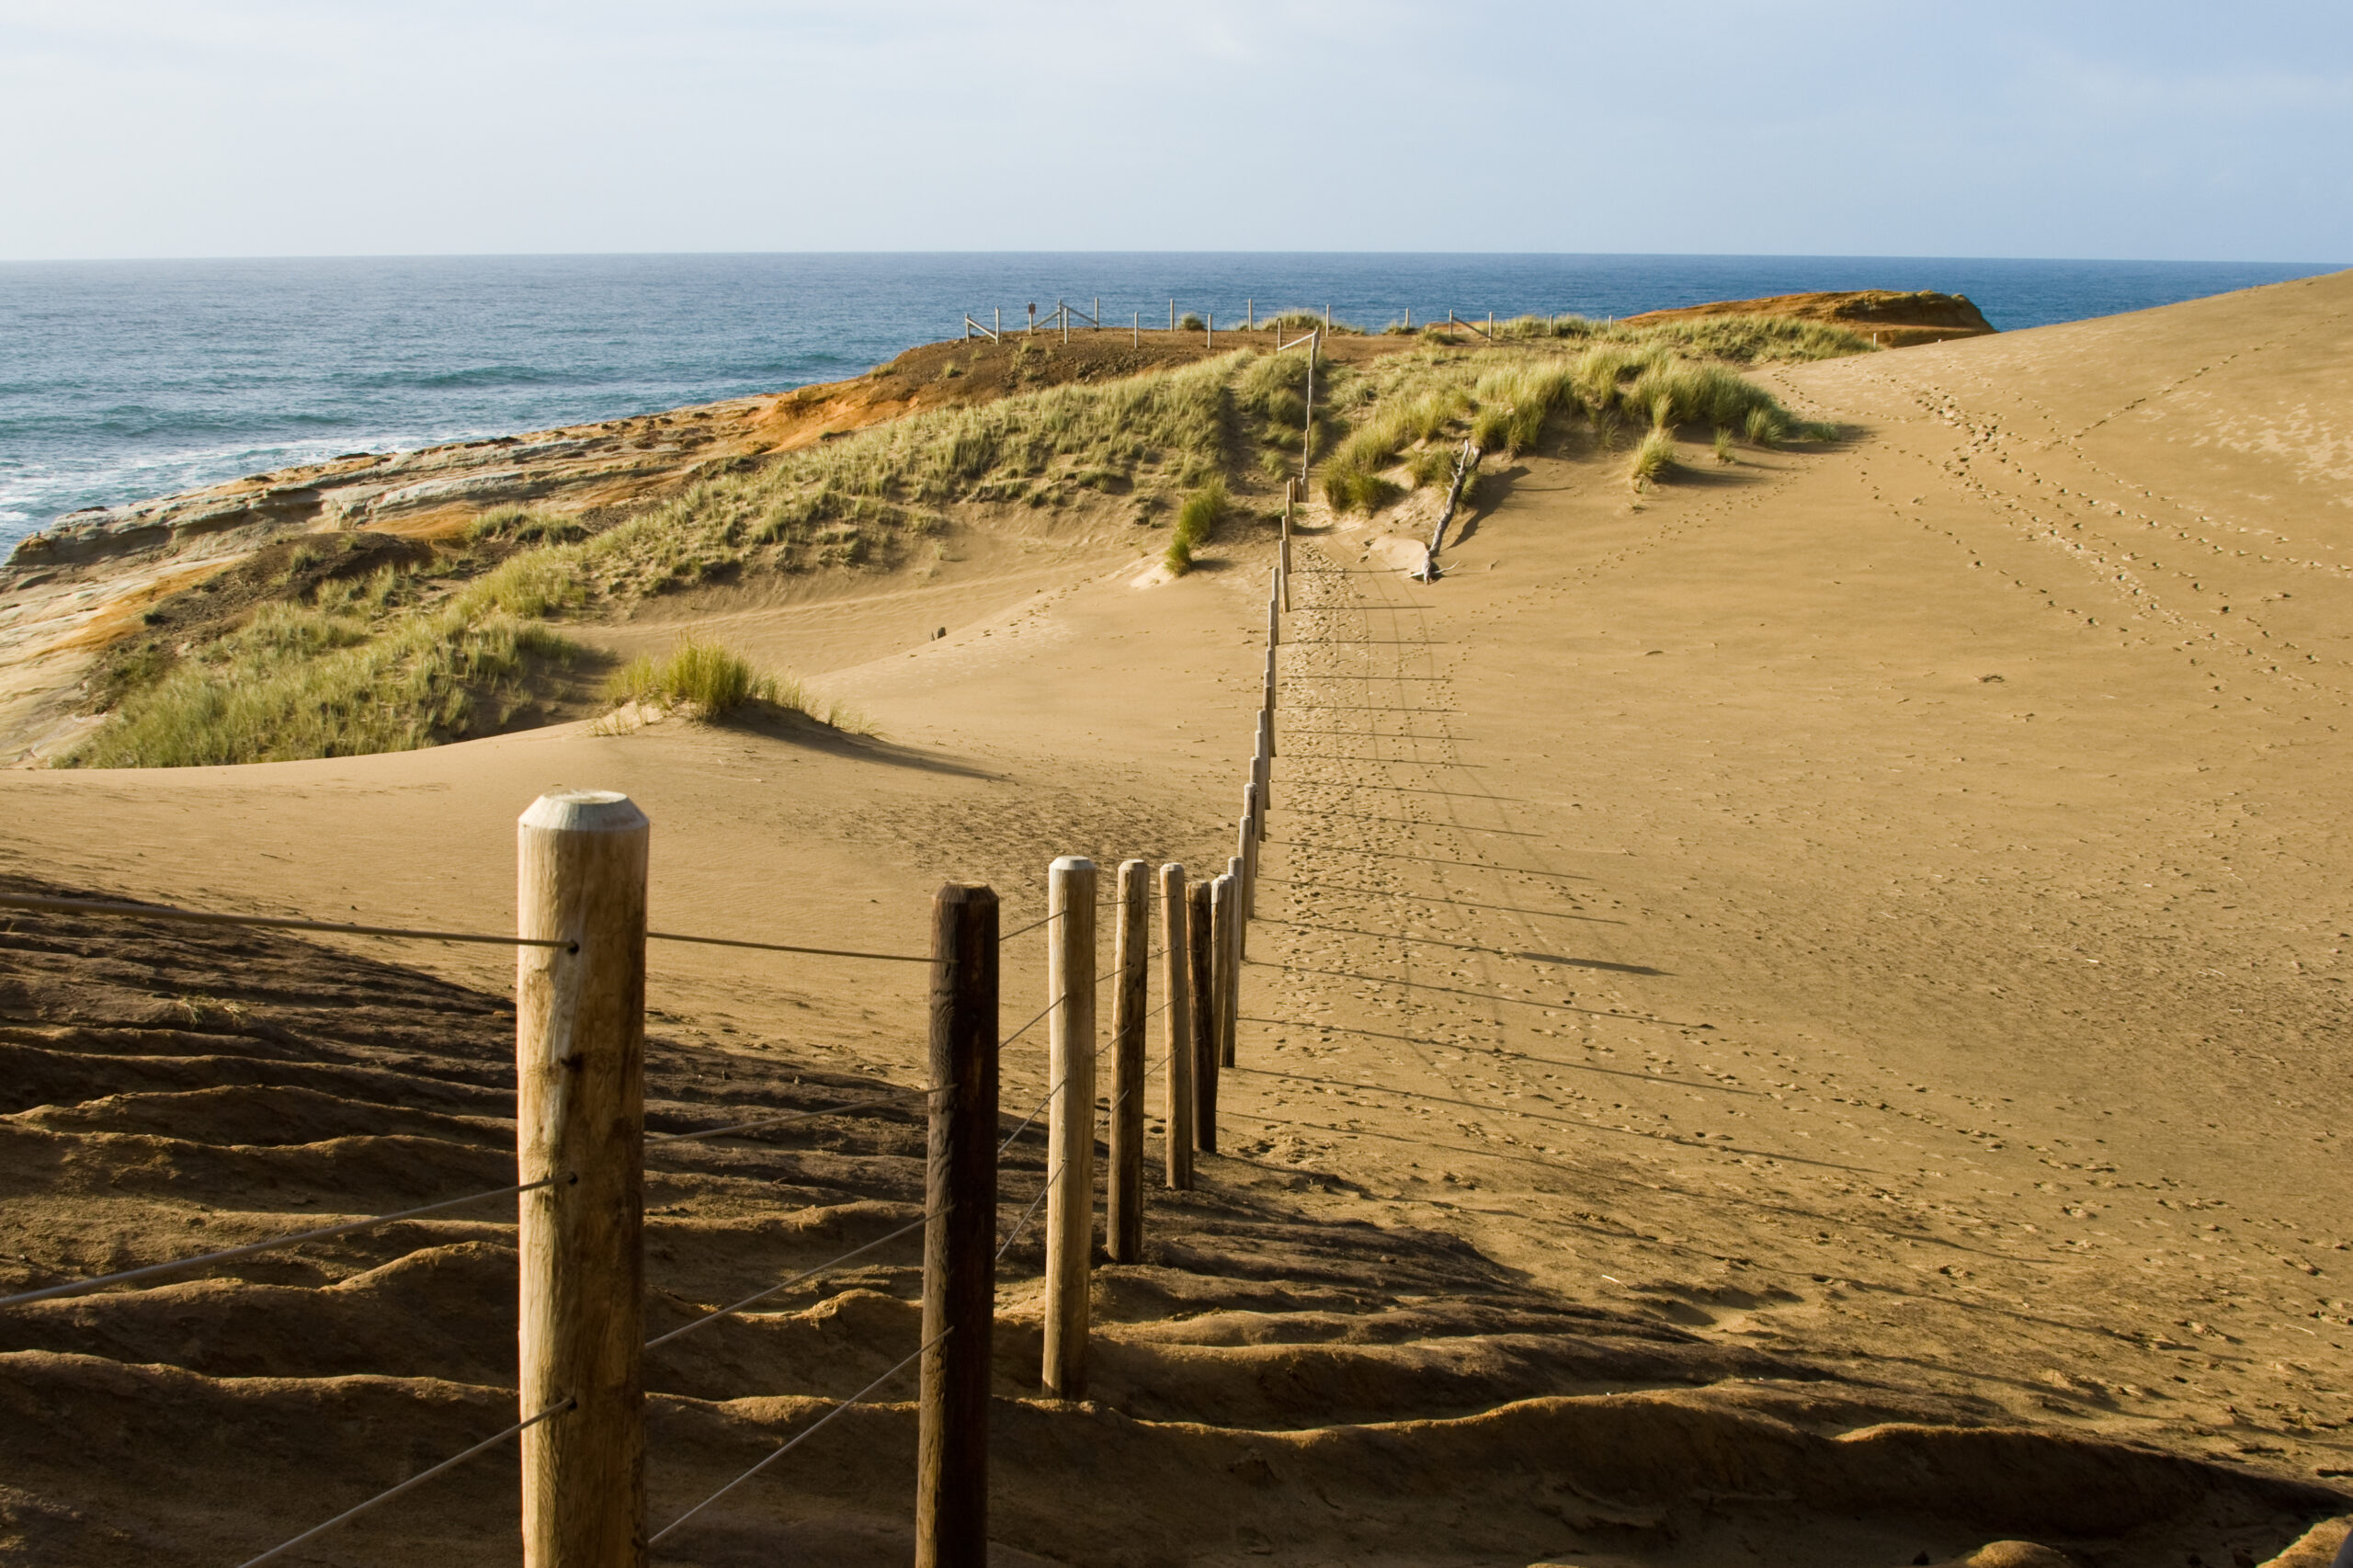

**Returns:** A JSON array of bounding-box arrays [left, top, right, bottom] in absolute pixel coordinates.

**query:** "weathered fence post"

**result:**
[[1267, 568, 1280, 650], [1207, 310, 1213, 347], [1168, 298, 1176, 332], [917, 882, 999, 1568], [1280, 483, 1293, 610], [1214, 867, 1240, 1070], [1042, 857, 1097, 1398], [1300, 334, 1317, 489], [1188, 878, 1217, 1153], [1158, 863, 1193, 1187], [517, 790, 649, 1568], [1108, 860, 1149, 1264], [1238, 790, 1257, 929], [1263, 643, 1278, 716]]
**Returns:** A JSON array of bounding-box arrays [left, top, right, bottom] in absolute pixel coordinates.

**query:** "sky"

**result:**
[[1, 0, 2347, 263]]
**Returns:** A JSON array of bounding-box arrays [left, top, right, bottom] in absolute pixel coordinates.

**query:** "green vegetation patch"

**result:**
[[1165, 479, 1229, 576]]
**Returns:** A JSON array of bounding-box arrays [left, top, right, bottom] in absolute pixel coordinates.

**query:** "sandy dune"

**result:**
[[4, 270, 2352, 1565]]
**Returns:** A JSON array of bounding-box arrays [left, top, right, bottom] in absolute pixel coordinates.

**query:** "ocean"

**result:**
[[0, 252, 2337, 549]]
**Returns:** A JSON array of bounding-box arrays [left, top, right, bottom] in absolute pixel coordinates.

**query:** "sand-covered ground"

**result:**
[[3, 270, 2351, 1566]]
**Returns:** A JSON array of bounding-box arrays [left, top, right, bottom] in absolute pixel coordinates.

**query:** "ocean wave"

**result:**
[[335, 364, 586, 392]]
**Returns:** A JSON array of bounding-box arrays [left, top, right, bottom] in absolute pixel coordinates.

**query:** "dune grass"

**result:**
[[70, 312, 1852, 767], [603, 635, 868, 733], [1630, 429, 1679, 490], [1494, 312, 1876, 363], [60, 544, 602, 767], [1261, 310, 1360, 335], [1308, 335, 1834, 514], [1165, 479, 1229, 576], [65, 603, 570, 768], [606, 635, 774, 717]]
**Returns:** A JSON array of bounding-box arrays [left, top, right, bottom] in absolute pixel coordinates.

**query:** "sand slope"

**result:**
[[3, 271, 2352, 1564]]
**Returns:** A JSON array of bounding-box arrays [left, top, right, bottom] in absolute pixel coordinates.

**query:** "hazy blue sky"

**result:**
[[2, 0, 2346, 262]]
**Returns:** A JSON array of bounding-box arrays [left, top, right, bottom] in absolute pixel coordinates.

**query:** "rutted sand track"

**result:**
[[0, 884, 2339, 1566]]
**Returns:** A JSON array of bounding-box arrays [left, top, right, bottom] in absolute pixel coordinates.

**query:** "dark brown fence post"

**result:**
[[1238, 791, 1257, 932], [1188, 878, 1218, 1153], [1212, 868, 1239, 1071], [917, 884, 998, 1568], [1042, 856, 1097, 1397]]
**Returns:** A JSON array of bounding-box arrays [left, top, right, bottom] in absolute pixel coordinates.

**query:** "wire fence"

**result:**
[[650, 1331, 943, 1548], [0, 462, 1300, 1560]]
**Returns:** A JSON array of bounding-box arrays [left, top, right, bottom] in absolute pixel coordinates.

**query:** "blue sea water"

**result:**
[[0, 252, 2338, 548]]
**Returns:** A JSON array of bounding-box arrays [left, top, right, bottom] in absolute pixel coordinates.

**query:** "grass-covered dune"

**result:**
[[63, 312, 1867, 768]]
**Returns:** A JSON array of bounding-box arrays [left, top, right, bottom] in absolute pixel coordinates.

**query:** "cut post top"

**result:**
[[520, 789, 647, 835]]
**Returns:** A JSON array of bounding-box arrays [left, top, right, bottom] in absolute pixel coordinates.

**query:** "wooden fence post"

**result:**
[[1267, 569, 1280, 649], [1168, 298, 1176, 333], [1108, 860, 1149, 1264], [1280, 484, 1293, 610], [1263, 643, 1278, 717], [1042, 857, 1097, 1398], [1238, 791, 1257, 928], [1188, 878, 1217, 1153], [1301, 335, 1317, 490], [1157, 864, 1192, 1187], [1214, 866, 1240, 1070], [517, 790, 649, 1568], [917, 883, 999, 1568]]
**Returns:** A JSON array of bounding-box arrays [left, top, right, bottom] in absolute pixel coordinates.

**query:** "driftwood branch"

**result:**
[[1427, 439, 1483, 558]]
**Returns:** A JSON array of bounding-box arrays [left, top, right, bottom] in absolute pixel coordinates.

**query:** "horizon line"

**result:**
[[1, 249, 2343, 270]]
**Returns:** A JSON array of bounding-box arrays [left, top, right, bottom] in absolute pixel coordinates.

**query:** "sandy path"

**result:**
[[1219, 271, 2353, 1494]]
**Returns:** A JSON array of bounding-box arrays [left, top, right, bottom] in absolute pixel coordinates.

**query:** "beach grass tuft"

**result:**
[[1165, 478, 1229, 575], [606, 634, 772, 717], [1630, 428, 1679, 490]]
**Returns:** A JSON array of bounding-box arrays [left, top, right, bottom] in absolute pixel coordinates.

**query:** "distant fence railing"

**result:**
[[0, 496, 1304, 1563]]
